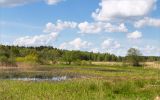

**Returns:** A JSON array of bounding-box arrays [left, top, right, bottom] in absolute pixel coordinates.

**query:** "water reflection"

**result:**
[[10, 76, 67, 81]]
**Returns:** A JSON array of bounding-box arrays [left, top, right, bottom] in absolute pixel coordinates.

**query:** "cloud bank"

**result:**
[[0, 0, 63, 7], [127, 31, 142, 39], [134, 17, 160, 28], [59, 38, 92, 50], [44, 20, 77, 33], [78, 22, 128, 34], [92, 0, 156, 21], [13, 32, 58, 46]]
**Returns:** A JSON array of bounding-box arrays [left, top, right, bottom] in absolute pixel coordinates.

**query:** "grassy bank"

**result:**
[[0, 79, 159, 100]]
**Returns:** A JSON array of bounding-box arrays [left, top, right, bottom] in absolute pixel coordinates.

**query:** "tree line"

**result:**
[[0, 45, 159, 66]]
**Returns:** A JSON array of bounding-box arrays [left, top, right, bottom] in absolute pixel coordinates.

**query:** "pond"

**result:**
[[1, 76, 70, 81]]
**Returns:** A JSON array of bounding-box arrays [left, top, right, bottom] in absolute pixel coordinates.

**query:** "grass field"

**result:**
[[0, 64, 160, 100]]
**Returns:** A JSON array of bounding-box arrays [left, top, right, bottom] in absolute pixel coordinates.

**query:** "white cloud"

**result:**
[[0, 0, 63, 7], [134, 17, 160, 28], [101, 38, 121, 49], [92, 0, 156, 21], [141, 45, 160, 56], [59, 38, 92, 50], [97, 38, 124, 56], [13, 20, 77, 47], [44, 20, 77, 33], [13, 32, 58, 46], [89, 44, 160, 56], [78, 21, 128, 34], [127, 31, 142, 39], [0, 0, 37, 7], [104, 23, 128, 33], [90, 47, 126, 56], [129, 45, 160, 56], [90, 48, 99, 53], [45, 0, 62, 5], [78, 22, 103, 34], [116, 45, 160, 56]]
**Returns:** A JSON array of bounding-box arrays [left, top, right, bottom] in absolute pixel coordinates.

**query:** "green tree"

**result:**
[[0, 55, 8, 66], [0, 45, 16, 66], [126, 48, 142, 66], [25, 53, 39, 63], [62, 51, 78, 65]]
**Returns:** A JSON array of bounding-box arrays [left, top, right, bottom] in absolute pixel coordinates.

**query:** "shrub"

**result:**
[[126, 48, 142, 66], [16, 53, 40, 65]]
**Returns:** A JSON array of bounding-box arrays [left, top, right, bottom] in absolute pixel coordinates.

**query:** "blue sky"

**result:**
[[0, 0, 160, 56]]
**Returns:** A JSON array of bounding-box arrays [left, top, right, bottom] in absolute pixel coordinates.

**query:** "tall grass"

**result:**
[[0, 64, 159, 100], [0, 79, 159, 100]]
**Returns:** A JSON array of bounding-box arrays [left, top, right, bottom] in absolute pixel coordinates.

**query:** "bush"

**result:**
[[16, 57, 25, 62], [81, 60, 92, 65], [0, 55, 17, 67], [74, 59, 81, 65], [126, 48, 142, 66], [16, 54, 40, 65], [0, 55, 8, 66]]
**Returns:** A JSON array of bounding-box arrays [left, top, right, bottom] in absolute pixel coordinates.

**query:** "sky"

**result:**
[[0, 0, 160, 56]]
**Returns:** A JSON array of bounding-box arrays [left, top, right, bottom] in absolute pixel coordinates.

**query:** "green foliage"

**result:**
[[126, 48, 143, 66], [16, 57, 25, 62], [0, 45, 159, 66], [16, 53, 39, 64], [62, 51, 78, 64], [0, 55, 8, 65], [80, 60, 92, 65], [74, 59, 81, 65], [0, 45, 16, 66], [25, 54, 39, 63]]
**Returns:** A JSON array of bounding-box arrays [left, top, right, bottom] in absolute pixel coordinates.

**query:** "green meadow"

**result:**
[[0, 64, 159, 100]]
